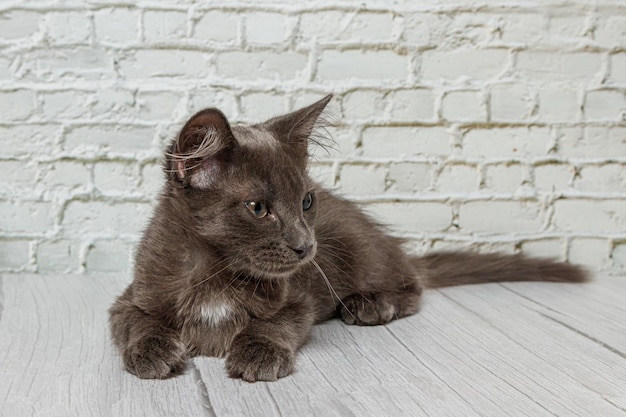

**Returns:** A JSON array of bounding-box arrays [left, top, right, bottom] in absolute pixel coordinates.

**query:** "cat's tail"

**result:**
[[411, 251, 589, 289]]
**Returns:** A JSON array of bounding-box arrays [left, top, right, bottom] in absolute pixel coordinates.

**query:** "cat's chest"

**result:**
[[199, 300, 235, 326], [182, 297, 248, 357]]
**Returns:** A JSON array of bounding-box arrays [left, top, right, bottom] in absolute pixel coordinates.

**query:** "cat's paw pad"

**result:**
[[226, 335, 294, 382], [123, 336, 187, 379], [339, 293, 396, 326]]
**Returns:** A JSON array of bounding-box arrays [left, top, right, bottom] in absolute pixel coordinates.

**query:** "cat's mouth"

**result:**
[[245, 244, 318, 279]]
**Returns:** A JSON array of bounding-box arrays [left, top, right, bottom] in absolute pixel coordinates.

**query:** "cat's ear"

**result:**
[[166, 108, 237, 189], [263, 94, 333, 155]]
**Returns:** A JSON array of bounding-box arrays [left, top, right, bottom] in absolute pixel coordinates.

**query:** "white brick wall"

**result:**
[[1, 0, 625, 275]]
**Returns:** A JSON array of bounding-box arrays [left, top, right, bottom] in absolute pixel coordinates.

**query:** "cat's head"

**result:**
[[163, 95, 333, 279]]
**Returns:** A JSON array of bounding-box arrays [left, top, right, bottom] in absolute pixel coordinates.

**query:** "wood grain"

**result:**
[[1, 274, 624, 417], [0, 275, 213, 417]]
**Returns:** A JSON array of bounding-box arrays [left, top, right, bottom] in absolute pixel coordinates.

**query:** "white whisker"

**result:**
[[311, 259, 355, 320]]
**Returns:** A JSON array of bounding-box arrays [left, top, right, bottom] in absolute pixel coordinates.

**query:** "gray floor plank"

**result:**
[[0, 275, 212, 417], [1, 274, 624, 417], [502, 279, 626, 354], [436, 283, 626, 416]]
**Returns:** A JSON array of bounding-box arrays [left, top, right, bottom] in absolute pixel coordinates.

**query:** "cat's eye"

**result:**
[[302, 193, 314, 211], [244, 201, 269, 218]]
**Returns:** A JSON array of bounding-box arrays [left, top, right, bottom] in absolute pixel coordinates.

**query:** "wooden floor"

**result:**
[[0, 274, 625, 417]]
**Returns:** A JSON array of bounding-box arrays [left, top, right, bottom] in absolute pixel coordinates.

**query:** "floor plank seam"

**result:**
[[384, 326, 484, 417], [604, 396, 626, 414], [263, 384, 285, 417], [191, 360, 217, 417], [537, 313, 626, 360]]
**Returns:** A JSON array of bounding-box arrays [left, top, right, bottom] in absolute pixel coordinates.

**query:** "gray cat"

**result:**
[[109, 95, 587, 382]]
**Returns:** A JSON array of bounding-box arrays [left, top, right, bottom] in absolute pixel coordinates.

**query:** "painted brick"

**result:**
[[118, 50, 210, 79], [558, 127, 626, 158], [594, 16, 626, 48], [338, 164, 387, 195], [610, 54, 626, 84], [537, 86, 579, 122], [0, 11, 42, 40], [386, 162, 432, 193], [0, 57, 12, 79], [189, 88, 237, 118], [403, 13, 455, 47], [20, 47, 113, 81], [499, 13, 547, 43], [144, 11, 188, 41], [534, 163, 574, 192], [0, 239, 31, 270], [516, 52, 600, 81], [94, 162, 138, 193], [135, 91, 185, 120], [435, 164, 478, 193], [89, 89, 136, 119], [63, 125, 155, 155], [366, 202, 452, 233], [361, 127, 451, 158], [0, 125, 58, 158], [307, 163, 335, 189], [0, 90, 36, 121], [421, 49, 508, 80], [575, 164, 626, 193], [0, 2, 624, 274], [569, 238, 610, 270], [37, 239, 79, 273], [611, 242, 626, 270], [193, 11, 238, 42], [548, 16, 585, 40], [40, 90, 91, 120], [584, 90, 625, 121], [441, 91, 486, 122], [463, 127, 550, 158], [459, 201, 544, 234], [217, 51, 307, 80], [0, 201, 55, 234], [0, 161, 39, 196], [483, 163, 524, 193], [341, 90, 385, 120], [240, 93, 287, 121], [299, 11, 394, 43], [521, 238, 565, 261], [388, 89, 436, 122], [490, 83, 533, 122], [554, 199, 626, 233], [39, 161, 91, 190], [61, 201, 151, 237], [85, 240, 131, 272], [45, 12, 91, 44], [245, 13, 286, 45], [94, 8, 138, 43], [317, 50, 406, 81], [140, 163, 165, 197]]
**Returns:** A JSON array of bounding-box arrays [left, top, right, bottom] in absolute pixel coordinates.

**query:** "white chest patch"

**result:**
[[200, 301, 234, 326]]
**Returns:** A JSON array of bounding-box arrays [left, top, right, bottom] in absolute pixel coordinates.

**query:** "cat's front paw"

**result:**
[[123, 335, 187, 379], [226, 335, 294, 382], [339, 293, 396, 326]]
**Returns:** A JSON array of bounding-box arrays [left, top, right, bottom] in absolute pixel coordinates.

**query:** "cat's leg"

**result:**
[[109, 287, 187, 379], [339, 280, 423, 326], [226, 295, 315, 382]]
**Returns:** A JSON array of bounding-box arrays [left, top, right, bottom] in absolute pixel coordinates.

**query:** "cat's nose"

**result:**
[[291, 244, 314, 260]]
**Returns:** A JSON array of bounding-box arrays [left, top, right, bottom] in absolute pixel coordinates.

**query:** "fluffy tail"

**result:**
[[412, 251, 589, 289]]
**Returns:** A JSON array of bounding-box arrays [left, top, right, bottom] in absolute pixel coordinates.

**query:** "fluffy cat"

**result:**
[[109, 95, 587, 382]]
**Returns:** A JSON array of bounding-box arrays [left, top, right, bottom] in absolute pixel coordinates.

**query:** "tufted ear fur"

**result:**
[[262, 94, 333, 157], [166, 108, 237, 189]]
